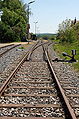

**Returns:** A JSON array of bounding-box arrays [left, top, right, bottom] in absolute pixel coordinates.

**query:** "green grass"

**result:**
[[53, 40, 79, 71], [18, 46, 25, 49]]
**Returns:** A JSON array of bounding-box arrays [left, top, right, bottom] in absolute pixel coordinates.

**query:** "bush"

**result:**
[[57, 19, 77, 43]]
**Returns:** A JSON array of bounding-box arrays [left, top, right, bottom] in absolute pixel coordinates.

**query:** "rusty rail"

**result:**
[[0, 44, 21, 58], [0, 41, 39, 96], [44, 45, 77, 119], [26, 40, 50, 61], [0, 44, 14, 49]]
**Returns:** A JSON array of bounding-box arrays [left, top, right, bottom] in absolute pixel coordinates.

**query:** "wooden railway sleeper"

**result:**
[[42, 44, 77, 119]]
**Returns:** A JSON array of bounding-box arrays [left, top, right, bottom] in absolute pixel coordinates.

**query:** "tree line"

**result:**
[[57, 18, 79, 43], [0, 0, 28, 43]]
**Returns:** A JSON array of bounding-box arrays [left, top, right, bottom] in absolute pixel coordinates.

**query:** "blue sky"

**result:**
[[23, 0, 79, 33]]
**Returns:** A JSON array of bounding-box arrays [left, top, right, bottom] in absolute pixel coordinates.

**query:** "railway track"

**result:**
[[0, 44, 14, 49], [51, 62, 79, 118], [0, 44, 21, 58], [0, 40, 78, 119]]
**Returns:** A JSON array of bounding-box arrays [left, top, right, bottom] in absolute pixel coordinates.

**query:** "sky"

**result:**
[[23, 0, 79, 34]]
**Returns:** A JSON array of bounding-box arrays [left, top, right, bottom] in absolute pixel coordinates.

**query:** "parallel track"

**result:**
[[0, 44, 21, 58], [0, 44, 14, 49]]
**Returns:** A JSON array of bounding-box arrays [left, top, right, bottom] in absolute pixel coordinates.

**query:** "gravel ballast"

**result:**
[[48, 44, 79, 116], [0, 43, 34, 85], [0, 43, 65, 118]]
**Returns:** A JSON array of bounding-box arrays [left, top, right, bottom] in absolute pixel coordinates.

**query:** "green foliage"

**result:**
[[73, 22, 79, 40], [49, 35, 56, 40], [2, 8, 19, 26], [0, 21, 15, 42], [55, 18, 79, 70], [37, 33, 56, 40], [57, 19, 77, 43], [18, 46, 25, 49], [53, 41, 79, 71], [0, 0, 27, 43], [58, 19, 71, 32], [42, 35, 49, 40]]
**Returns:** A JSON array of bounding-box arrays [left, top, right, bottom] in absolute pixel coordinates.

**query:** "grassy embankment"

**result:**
[[53, 40, 79, 71]]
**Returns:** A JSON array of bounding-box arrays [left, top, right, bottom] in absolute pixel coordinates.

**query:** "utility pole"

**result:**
[[27, 1, 35, 42], [34, 21, 38, 35]]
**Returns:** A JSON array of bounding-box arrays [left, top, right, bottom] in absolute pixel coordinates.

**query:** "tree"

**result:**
[[58, 19, 71, 35], [0, 21, 14, 42], [0, 0, 28, 42], [73, 22, 79, 40], [57, 19, 77, 43]]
